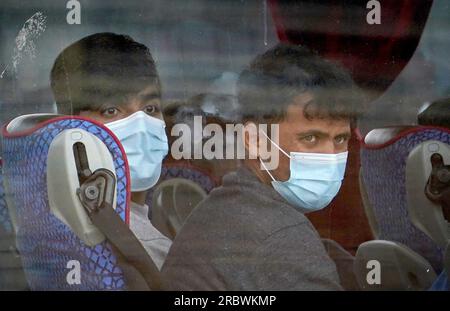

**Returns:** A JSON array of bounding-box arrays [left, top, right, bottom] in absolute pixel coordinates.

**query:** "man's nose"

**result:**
[[123, 104, 143, 118], [123, 111, 140, 119], [320, 140, 339, 154]]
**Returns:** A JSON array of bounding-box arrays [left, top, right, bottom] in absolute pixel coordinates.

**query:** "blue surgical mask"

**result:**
[[260, 132, 348, 213], [105, 111, 169, 192]]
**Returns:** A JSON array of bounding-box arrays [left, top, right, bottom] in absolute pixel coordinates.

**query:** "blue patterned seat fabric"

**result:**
[[360, 128, 450, 271], [0, 165, 13, 235], [1, 117, 130, 290]]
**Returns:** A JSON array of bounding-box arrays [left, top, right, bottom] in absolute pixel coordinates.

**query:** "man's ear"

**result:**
[[242, 121, 259, 159]]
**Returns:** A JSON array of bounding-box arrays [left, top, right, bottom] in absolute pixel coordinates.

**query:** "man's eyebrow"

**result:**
[[139, 91, 161, 103], [296, 129, 330, 138], [297, 129, 328, 136], [97, 99, 125, 110], [335, 131, 352, 138], [296, 130, 352, 140]]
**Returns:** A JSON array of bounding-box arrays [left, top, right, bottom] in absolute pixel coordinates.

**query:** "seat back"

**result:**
[[0, 163, 13, 235], [146, 163, 218, 218], [405, 140, 450, 248], [360, 126, 450, 270], [354, 240, 437, 290], [446, 243, 450, 279], [151, 178, 207, 240], [429, 242, 450, 290], [1, 114, 131, 290], [0, 163, 28, 290]]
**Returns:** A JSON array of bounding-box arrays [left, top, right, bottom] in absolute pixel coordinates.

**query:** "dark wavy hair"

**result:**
[[50, 32, 160, 115], [237, 43, 364, 127]]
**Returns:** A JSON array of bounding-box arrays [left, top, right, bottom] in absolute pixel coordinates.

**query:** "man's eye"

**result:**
[[302, 135, 317, 143], [143, 105, 159, 115], [102, 107, 119, 117], [335, 136, 348, 144]]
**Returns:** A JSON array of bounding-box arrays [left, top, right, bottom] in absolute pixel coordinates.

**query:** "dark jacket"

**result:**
[[161, 167, 342, 290]]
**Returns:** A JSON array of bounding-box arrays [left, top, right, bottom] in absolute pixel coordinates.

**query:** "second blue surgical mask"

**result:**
[[105, 111, 169, 192], [260, 131, 348, 213]]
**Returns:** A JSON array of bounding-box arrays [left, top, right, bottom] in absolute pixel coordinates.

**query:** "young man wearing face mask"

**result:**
[[161, 43, 362, 290], [50, 32, 172, 270]]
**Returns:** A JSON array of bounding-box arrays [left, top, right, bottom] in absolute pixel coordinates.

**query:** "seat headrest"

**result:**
[[418, 98, 450, 128], [6, 113, 63, 134], [364, 126, 415, 146]]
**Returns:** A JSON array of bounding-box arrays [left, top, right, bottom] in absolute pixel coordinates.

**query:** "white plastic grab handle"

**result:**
[[47, 129, 117, 246]]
